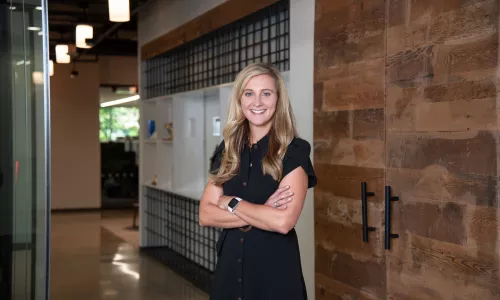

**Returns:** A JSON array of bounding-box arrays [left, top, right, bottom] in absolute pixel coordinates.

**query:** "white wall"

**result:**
[[50, 62, 101, 210], [172, 91, 205, 197], [289, 0, 315, 298]]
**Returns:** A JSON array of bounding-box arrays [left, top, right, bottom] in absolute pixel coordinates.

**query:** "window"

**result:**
[[99, 107, 140, 142]]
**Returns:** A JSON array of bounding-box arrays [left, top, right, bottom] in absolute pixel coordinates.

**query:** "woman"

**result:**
[[199, 63, 317, 300]]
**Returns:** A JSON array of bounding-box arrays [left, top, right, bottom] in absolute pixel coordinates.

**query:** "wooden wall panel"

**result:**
[[315, 0, 500, 299], [384, 0, 500, 299], [315, 110, 384, 168], [314, 0, 387, 298], [140, 0, 280, 60]]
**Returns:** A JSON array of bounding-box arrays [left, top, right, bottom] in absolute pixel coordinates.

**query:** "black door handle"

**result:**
[[361, 182, 375, 243], [385, 186, 399, 250]]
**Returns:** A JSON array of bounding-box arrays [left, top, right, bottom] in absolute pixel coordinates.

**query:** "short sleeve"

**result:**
[[282, 138, 317, 189], [209, 141, 225, 175]]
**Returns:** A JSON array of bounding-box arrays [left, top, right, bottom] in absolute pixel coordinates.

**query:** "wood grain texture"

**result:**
[[315, 213, 383, 262], [386, 168, 498, 207], [315, 58, 385, 85], [316, 273, 381, 300], [315, 110, 385, 167], [316, 245, 387, 298], [314, 164, 384, 201], [315, 190, 383, 227], [314, 0, 386, 69], [322, 74, 385, 111], [386, 131, 497, 176], [434, 32, 498, 82], [315, 0, 499, 298], [386, 45, 435, 84], [387, 0, 498, 55], [386, 79, 498, 132], [466, 205, 500, 256], [141, 0, 280, 60], [386, 234, 500, 299], [401, 200, 467, 245], [313, 82, 324, 112]]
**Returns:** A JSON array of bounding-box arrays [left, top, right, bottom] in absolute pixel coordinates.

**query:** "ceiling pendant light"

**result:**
[[108, 0, 130, 22], [75, 24, 93, 48], [55, 45, 70, 64]]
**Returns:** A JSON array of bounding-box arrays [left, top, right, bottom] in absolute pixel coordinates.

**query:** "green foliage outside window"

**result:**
[[99, 107, 140, 142]]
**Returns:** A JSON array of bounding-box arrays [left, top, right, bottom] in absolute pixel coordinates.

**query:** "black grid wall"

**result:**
[[142, 0, 290, 99], [143, 186, 221, 271]]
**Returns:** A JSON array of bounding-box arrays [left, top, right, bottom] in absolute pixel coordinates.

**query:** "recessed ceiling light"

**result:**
[[100, 95, 140, 107], [27, 27, 41, 31], [35, 6, 42, 10]]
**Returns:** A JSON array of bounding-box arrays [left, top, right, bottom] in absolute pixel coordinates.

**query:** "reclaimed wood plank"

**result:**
[[314, 164, 384, 202], [141, 0, 280, 60], [316, 245, 387, 298]]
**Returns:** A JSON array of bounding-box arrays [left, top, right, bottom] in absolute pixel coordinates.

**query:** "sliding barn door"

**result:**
[[314, 0, 388, 298], [314, 0, 500, 299], [383, 0, 500, 298]]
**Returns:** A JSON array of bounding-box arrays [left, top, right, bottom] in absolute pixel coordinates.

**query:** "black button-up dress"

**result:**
[[209, 134, 317, 300]]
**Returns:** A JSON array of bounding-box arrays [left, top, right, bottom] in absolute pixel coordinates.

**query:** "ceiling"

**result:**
[[48, 0, 144, 60]]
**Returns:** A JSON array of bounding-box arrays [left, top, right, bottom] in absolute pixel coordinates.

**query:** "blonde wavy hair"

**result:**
[[211, 63, 297, 185]]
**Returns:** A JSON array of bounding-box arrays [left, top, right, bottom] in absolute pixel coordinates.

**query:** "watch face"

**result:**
[[228, 198, 239, 209]]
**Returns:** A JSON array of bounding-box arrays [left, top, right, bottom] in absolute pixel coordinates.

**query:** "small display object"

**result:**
[[151, 174, 158, 186], [163, 123, 173, 141], [147, 120, 156, 139]]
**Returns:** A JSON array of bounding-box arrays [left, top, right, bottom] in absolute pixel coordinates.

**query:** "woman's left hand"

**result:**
[[217, 195, 233, 210]]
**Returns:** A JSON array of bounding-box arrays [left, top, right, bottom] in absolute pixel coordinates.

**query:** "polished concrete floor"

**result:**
[[50, 211, 208, 300]]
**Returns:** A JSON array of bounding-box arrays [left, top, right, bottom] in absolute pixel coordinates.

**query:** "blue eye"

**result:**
[[263, 92, 271, 97], [244, 92, 253, 97]]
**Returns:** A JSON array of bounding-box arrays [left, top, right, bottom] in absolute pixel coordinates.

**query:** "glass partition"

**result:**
[[0, 0, 50, 299]]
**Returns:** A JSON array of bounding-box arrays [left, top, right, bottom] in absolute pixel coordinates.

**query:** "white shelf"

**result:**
[[158, 140, 173, 145], [139, 84, 232, 223], [142, 183, 172, 193]]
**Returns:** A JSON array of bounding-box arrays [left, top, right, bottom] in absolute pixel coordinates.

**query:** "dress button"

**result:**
[[242, 182, 247, 187], [254, 144, 258, 149], [237, 258, 242, 263], [238, 278, 242, 283], [249, 163, 252, 167], [238, 298, 242, 300], [240, 238, 244, 243]]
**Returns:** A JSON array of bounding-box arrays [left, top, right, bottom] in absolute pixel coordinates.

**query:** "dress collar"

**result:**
[[247, 133, 270, 153]]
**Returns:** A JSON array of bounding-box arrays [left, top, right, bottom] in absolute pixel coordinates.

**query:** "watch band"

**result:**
[[227, 197, 242, 213]]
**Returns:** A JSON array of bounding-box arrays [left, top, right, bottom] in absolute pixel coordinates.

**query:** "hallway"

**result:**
[[50, 211, 208, 300]]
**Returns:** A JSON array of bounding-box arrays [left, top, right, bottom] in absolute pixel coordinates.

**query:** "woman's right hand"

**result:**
[[264, 185, 293, 210]]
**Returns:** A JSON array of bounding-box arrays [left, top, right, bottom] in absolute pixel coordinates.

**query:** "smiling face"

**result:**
[[240, 74, 278, 134]]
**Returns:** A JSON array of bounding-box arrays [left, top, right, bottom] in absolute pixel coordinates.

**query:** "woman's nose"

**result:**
[[254, 96, 263, 106]]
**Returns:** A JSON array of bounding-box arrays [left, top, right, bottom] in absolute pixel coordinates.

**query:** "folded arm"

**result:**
[[198, 180, 249, 228], [233, 167, 308, 234]]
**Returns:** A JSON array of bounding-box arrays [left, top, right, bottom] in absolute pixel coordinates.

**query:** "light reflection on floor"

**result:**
[[50, 211, 208, 300]]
